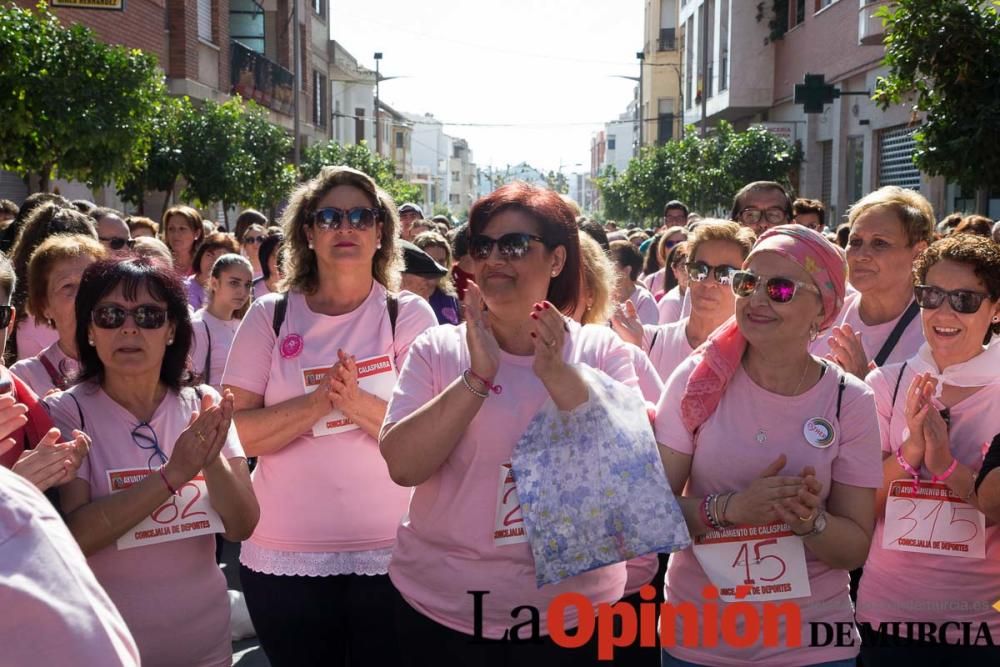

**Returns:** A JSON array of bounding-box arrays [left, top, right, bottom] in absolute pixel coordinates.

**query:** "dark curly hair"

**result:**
[[75, 258, 194, 390], [913, 233, 1000, 339]]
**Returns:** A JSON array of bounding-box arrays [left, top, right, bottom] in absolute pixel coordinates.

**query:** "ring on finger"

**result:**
[[798, 509, 818, 522], [545, 339, 556, 348]]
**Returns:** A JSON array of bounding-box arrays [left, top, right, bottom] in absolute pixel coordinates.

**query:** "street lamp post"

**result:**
[[374, 52, 383, 155], [636, 51, 645, 148]]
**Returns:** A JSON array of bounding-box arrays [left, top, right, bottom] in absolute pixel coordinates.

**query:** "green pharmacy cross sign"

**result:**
[[794, 73, 871, 114]]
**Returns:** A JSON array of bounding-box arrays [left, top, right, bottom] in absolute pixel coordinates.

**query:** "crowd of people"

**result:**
[[1, 171, 1000, 667]]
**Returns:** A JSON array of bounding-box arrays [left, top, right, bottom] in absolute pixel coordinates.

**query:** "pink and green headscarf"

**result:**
[[679, 224, 847, 433]]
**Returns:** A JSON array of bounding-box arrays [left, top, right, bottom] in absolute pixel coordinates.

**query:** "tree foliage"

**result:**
[[0, 2, 166, 190], [118, 95, 191, 211], [300, 140, 423, 206], [596, 121, 801, 222], [873, 0, 1000, 193]]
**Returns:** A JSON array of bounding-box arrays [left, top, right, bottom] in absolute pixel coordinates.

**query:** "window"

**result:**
[[878, 125, 921, 190], [706, 0, 715, 97], [607, 135, 616, 150], [312, 0, 325, 18], [354, 108, 365, 145], [395, 131, 404, 149], [197, 0, 212, 42], [791, 0, 806, 27], [312, 70, 327, 128], [657, 99, 675, 145], [815, 0, 835, 11], [659, 0, 677, 50], [229, 0, 264, 53], [450, 194, 461, 205], [685, 16, 694, 109], [452, 171, 460, 182], [719, 0, 729, 91]]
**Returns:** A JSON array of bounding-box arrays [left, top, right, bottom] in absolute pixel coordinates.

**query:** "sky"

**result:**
[[331, 0, 645, 175]]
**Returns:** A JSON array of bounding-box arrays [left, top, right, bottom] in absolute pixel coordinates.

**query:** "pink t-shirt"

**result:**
[[10, 340, 79, 397], [623, 344, 666, 595], [384, 322, 639, 638], [630, 284, 660, 326], [15, 316, 59, 361], [644, 319, 694, 384], [222, 285, 437, 560], [856, 362, 1000, 637], [811, 291, 924, 367], [190, 309, 240, 391], [252, 278, 271, 301], [0, 465, 140, 666], [643, 268, 667, 296], [44, 383, 243, 667], [184, 275, 207, 311], [654, 357, 883, 666]]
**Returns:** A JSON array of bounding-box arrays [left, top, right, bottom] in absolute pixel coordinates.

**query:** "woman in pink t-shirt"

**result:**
[[49, 258, 258, 667], [655, 225, 883, 666], [161, 205, 204, 277], [616, 221, 755, 384], [11, 234, 105, 396], [222, 166, 437, 667], [381, 182, 641, 666], [816, 186, 934, 377], [184, 232, 239, 312], [190, 253, 252, 391], [857, 234, 1000, 664]]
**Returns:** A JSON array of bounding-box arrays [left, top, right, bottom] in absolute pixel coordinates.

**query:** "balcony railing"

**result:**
[[858, 1, 894, 46], [230, 40, 294, 115], [659, 28, 676, 51]]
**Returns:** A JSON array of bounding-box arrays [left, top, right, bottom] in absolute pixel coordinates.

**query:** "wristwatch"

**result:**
[[800, 509, 827, 539]]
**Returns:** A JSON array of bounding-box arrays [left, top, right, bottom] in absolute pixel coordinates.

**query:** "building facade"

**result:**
[[328, 40, 376, 147], [641, 0, 684, 145]]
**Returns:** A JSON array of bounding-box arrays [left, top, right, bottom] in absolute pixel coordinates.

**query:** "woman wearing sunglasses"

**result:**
[[222, 166, 436, 666], [856, 234, 1000, 664], [642, 226, 687, 298], [654, 225, 883, 666], [614, 221, 755, 384], [381, 182, 641, 665], [240, 223, 267, 279], [44, 258, 258, 667], [815, 186, 935, 378], [11, 234, 106, 396]]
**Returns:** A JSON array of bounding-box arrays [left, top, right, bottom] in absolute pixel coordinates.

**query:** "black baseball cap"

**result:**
[[398, 203, 424, 217], [400, 240, 447, 278]]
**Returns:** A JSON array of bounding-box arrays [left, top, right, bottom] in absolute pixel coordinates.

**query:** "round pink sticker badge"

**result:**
[[280, 333, 304, 359]]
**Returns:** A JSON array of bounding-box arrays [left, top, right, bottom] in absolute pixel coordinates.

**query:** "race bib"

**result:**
[[883, 480, 985, 559], [493, 462, 528, 546], [692, 522, 812, 602], [302, 355, 397, 437], [107, 468, 224, 551]]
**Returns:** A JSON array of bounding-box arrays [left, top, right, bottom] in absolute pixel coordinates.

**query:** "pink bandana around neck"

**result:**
[[679, 224, 847, 433]]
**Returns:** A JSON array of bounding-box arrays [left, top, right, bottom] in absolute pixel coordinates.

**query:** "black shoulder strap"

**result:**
[[873, 301, 919, 367], [203, 321, 212, 386], [891, 361, 909, 409], [272, 292, 289, 338], [835, 371, 847, 421], [67, 392, 85, 431], [193, 386, 204, 401], [387, 293, 398, 339], [648, 328, 660, 354]]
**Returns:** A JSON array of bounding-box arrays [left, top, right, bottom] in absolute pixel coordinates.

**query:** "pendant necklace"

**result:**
[[754, 360, 811, 444]]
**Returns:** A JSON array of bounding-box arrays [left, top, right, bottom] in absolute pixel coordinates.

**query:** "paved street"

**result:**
[[220, 541, 270, 667]]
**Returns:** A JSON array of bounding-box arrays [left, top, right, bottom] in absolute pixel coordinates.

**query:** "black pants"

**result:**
[[392, 584, 604, 667], [859, 625, 1000, 667], [240, 565, 400, 667]]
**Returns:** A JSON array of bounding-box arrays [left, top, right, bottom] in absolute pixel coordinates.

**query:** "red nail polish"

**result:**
[[530, 332, 537, 338], [530, 313, 538, 319], [543, 302, 551, 309], [533, 303, 542, 311]]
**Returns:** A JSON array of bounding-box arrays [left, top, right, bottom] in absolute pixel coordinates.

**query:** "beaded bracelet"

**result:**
[[700, 494, 716, 530], [461, 370, 489, 399], [158, 467, 178, 496]]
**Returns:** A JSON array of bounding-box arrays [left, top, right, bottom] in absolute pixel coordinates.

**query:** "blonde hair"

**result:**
[[686, 219, 757, 264], [413, 230, 456, 297], [657, 226, 688, 262], [578, 234, 616, 325], [280, 166, 403, 293], [847, 186, 935, 246], [27, 234, 107, 322]]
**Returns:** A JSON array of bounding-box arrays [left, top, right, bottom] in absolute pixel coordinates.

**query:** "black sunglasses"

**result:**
[[92, 304, 168, 330], [686, 260, 737, 285], [914, 285, 991, 315], [243, 236, 265, 245], [731, 270, 820, 303], [0, 304, 11, 328], [469, 233, 546, 261], [99, 237, 135, 251], [311, 207, 379, 231]]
